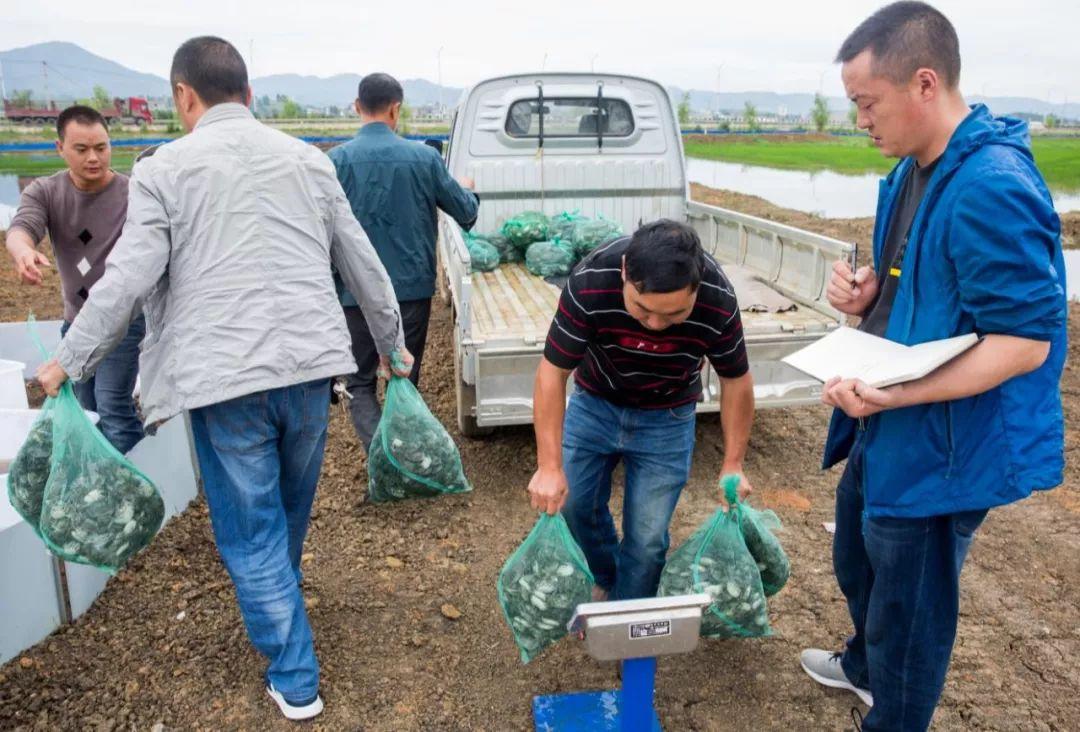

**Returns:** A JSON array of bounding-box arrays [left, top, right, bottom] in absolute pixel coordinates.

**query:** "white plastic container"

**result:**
[[0, 360, 27, 410], [0, 474, 65, 665]]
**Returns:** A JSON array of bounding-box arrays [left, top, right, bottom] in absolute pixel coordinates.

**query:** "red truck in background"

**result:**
[[2, 97, 153, 127]]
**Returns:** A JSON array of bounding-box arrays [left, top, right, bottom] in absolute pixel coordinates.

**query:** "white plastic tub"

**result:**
[[0, 360, 27, 410]]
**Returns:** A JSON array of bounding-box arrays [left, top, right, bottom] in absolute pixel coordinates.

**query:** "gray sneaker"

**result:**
[[800, 649, 874, 707]]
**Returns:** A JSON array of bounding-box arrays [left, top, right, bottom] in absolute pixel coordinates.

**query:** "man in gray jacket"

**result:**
[[36, 37, 408, 721]]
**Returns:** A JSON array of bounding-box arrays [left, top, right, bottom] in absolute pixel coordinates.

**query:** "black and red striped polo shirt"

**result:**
[[544, 237, 748, 409]]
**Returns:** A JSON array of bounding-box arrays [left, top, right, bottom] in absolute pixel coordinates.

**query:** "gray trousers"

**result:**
[[342, 299, 432, 451]]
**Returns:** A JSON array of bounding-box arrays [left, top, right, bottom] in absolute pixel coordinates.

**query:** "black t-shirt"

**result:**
[[543, 237, 749, 409], [860, 158, 939, 337]]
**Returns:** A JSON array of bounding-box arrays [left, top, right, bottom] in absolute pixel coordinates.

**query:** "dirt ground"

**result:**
[[0, 188, 1077, 731]]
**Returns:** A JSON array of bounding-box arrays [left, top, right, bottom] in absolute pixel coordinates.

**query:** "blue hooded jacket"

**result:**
[[822, 105, 1067, 518]]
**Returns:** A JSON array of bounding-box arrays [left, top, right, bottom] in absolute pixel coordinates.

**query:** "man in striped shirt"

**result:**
[[528, 219, 756, 601]]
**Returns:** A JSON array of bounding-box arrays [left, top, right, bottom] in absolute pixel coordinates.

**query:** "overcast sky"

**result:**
[[2, 0, 1076, 102]]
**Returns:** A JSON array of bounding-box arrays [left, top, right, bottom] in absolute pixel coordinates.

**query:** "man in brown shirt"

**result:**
[[5, 105, 144, 453]]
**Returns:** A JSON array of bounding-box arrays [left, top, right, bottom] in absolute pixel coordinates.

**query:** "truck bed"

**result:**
[[468, 264, 560, 344], [468, 263, 836, 346]]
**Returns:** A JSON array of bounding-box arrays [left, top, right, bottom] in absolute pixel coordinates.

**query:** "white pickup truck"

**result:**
[[437, 72, 853, 436]]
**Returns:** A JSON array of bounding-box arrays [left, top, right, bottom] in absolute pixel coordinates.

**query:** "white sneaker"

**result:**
[[800, 649, 874, 707], [266, 685, 324, 721]]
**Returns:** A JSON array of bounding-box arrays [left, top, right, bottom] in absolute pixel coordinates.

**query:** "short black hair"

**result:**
[[57, 105, 108, 141], [357, 73, 404, 114], [625, 220, 706, 293], [170, 36, 248, 106], [836, 2, 961, 89]]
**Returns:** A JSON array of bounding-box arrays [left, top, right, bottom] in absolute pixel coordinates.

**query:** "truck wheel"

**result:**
[[453, 331, 493, 439]]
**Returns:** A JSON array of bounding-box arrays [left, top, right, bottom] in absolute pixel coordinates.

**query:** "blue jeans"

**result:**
[[189, 379, 331, 704], [61, 315, 145, 454], [835, 431, 987, 732], [561, 386, 696, 601]]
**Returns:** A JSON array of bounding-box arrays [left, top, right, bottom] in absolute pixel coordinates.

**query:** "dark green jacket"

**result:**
[[328, 123, 478, 303]]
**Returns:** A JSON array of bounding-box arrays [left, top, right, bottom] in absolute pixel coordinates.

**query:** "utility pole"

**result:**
[[0, 59, 6, 111], [542, 52, 549, 71], [43, 62, 50, 108]]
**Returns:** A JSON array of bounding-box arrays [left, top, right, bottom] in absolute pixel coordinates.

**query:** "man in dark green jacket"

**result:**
[[328, 72, 479, 451]]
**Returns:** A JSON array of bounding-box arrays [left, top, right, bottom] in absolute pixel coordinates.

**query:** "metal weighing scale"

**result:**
[[532, 593, 712, 732]]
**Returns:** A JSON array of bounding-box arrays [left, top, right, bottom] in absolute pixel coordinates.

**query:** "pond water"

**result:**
[[685, 158, 1080, 218], [3, 161, 1079, 231]]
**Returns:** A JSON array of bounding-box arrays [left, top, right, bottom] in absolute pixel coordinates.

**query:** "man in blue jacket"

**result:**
[[799, 3, 1067, 730], [328, 73, 479, 451]]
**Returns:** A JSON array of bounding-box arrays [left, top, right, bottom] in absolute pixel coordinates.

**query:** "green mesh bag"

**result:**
[[464, 232, 500, 273], [500, 211, 550, 255], [525, 237, 577, 278], [739, 503, 790, 597], [7, 317, 164, 573], [6, 404, 56, 535], [497, 513, 594, 663], [657, 476, 772, 638], [367, 356, 471, 502], [571, 216, 623, 258], [484, 232, 522, 264], [549, 210, 588, 241]]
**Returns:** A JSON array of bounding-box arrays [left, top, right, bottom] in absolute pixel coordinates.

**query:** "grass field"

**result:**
[[683, 134, 1080, 191]]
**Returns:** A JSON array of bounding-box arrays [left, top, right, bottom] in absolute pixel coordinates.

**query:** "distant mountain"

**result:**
[[2, 42, 1074, 119], [0, 42, 169, 99], [249, 73, 464, 109]]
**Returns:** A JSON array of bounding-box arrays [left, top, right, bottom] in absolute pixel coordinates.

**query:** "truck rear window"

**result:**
[[505, 98, 634, 138]]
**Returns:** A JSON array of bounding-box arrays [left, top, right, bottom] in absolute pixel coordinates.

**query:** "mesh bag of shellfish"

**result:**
[[7, 401, 58, 535], [367, 366, 471, 503], [500, 211, 551, 256], [464, 232, 500, 273], [739, 504, 790, 597], [657, 476, 772, 639], [524, 237, 577, 278], [549, 210, 588, 241], [570, 215, 623, 258], [497, 513, 594, 663], [7, 318, 165, 573]]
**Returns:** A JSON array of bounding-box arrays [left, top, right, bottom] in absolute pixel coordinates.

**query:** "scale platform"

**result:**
[[533, 595, 711, 732]]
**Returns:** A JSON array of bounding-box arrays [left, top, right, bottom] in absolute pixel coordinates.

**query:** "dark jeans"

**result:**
[[835, 431, 988, 732], [188, 379, 330, 704], [342, 299, 431, 451], [61, 315, 145, 454], [560, 386, 696, 601]]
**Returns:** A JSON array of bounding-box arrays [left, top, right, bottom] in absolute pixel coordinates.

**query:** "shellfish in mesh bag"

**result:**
[[367, 361, 471, 503], [657, 476, 772, 638], [464, 232, 500, 273], [8, 318, 164, 572], [570, 215, 623, 258], [497, 513, 594, 663], [7, 409, 55, 534], [500, 211, 551, 255], [549, 210, 588, 241], [484, 232, 523, 264], [739, 504, 790, 596], [525, 237, 577, 278]]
